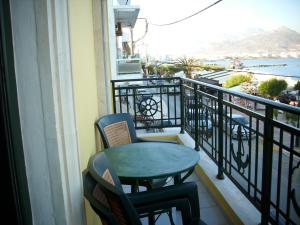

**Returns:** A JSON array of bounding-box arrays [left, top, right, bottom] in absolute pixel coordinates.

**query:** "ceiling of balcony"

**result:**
[[114, 5, 140, 28]]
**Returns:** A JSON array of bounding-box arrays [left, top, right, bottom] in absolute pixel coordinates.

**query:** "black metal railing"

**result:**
[[111, 77, 300, 225], [112, 77, 183, 132]]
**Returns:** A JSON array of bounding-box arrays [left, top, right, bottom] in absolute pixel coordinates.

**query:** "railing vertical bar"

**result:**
[[285, 134, 294, 225], [216, 99, 219, 163], [199, 91, 203, 146], [211, 101, 219, 162], [173, 87, 177, 125], [125, 89, 128, 112], [167, 87, 171, 124], [180, 79, 184, 133], [248, 116, 252, 195], [160, 86, 163, 127], [261, 105, 274, 225], [194, 83, 199, 151], [225, 95, 231, 172], [173, 90, 178, 125], [254, 119, 259, 201], [275, 129, 283, 223], [112, 81, 116, 113], [133, 88, 137, 128], [217, 90, 224, 179], [119, 89, 122, 113], [229, 103, 232, 176]]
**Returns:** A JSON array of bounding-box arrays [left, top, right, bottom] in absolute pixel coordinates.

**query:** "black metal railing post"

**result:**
[[260, 105, 274, 225], [217, 90, 224, 179], [112, 81, 116, 113], [194, 83, 199, 151], [133, 88, 137, 128], [180, 78, 184, 133], [296, 114, 300, 147]]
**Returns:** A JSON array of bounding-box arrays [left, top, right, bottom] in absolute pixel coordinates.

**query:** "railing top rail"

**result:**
[[111, 77, 181, 83], [111, 77, 300, 114], [182, 77, 300, 115]]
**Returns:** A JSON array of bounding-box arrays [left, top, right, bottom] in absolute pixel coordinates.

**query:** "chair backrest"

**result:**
[[95, 113, 137, 148], [84, 152, 142, 225], [82, 170, 119, 225]]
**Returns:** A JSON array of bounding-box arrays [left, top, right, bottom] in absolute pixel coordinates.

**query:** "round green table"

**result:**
[[104, 142, 200, 183]]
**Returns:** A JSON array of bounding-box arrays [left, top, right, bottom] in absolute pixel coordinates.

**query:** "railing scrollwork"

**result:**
[[230, 125, 250, 174]]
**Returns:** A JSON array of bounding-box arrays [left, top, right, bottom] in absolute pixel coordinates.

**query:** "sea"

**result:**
[[204, 58, 300, 85]]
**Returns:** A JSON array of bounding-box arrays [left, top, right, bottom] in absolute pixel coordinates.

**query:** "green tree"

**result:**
[[258, 78, 287, 99], [176, 57, 200, 78]]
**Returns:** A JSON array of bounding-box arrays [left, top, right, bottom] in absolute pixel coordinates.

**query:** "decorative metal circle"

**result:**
[[138, 98, 158, 117]]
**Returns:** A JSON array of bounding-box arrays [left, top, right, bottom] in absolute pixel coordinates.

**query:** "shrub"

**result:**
[[166, 64, 182, 75], [258, 78, 287, 99], [224, 73, 253, 88], [146, 64, 156, 75], [200, 64, 225, 71]]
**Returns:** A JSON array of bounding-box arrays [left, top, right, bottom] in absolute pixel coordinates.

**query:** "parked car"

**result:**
[[278, 93, 296, 104], [206, 105, 228, 126], [187, 111, 213, 137], [225, 114, 253, 139], [199, 114, 213, 137]]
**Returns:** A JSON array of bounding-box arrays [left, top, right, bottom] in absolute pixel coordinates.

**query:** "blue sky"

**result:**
[[229, 0, 300, 32], [130, 0, 300, 57]]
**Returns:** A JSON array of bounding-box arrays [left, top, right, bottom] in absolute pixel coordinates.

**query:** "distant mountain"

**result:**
[[195, 27, 300, 58]]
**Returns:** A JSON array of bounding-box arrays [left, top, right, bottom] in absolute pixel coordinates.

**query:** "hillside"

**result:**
[[196, 27, 300, 58]]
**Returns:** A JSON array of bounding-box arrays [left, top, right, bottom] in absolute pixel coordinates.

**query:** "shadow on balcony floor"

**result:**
[[124, 172, 233, 225]]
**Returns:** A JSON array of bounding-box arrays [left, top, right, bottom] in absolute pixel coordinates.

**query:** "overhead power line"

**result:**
[[149, 0, 223, 27]]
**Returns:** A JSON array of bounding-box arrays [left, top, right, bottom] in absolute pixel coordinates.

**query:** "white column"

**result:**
[[93, 0, 115, 114], [10, 0, 85, 224]]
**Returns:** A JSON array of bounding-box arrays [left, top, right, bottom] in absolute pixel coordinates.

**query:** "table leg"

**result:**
[[174, 174, 181, 185], [131, 184, 139, 193], [148, 214, 155, 225], [144, 181, 155, 225]]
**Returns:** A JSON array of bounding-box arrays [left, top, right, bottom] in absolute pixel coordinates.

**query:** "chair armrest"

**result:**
[[135, 197, 193, 225], [128, 182, 200, 217], [136, 137, 177, 144]]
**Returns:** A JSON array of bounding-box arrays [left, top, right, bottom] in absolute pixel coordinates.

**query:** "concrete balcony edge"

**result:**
[[138, 129, 261, 225]]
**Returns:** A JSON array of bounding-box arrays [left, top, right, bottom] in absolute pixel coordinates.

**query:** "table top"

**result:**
[[104, 142, 199, 180]]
